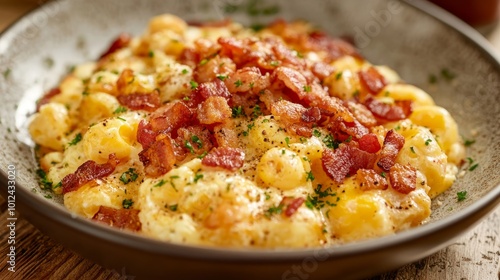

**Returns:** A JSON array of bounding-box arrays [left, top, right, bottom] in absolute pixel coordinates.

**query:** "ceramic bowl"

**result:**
[[0, 0, 499, 279]]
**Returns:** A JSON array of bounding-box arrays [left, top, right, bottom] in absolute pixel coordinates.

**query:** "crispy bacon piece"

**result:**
[[177, 125, 213, 156], [280, 197, 305, 217], [311, 94, 355, 124], [100, 33, 131, 59], [196, 79, 231, 100], [197, 96, 232, 124], [301, 107, 321, 123], [377, 130, 405, 172], [117, 91, 161, 112], [364, 97, 413, 121], [92, 206, 141, 231], [358, 133, 381, 153], [36, 88, 61, 112], [139, 135, 176, 177], [347, 101, 377, 127], [311, 62, 336, 80], [179, 48, 199, 68], [306, 32, 360, 62], [322, 144, 377, 183], [62, 154, 120, 194], [356, 169, 388, 191], [202, 147, 245, 171], [214, 124, 239, 148], [389, 163, 417, 194], [218, 37, 250, 64], [339, 119, 369, 140], [150, 102, 193, 133], [359, 67, 387, 95], [225, 67, 270, 94], [137, 120, 157, 149], [274, 66, 308, 99], [194, 56, 236, 83], [270, 100, 307, 124]]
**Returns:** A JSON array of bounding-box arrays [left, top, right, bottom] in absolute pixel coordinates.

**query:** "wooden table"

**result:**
[[1, 1, 499, 279]]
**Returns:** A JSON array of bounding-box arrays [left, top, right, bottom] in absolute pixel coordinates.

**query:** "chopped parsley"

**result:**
[[306, 184, 340, 210], [234, 79, 244, 87], [410, 146, 416, 154], [457, 191, 467, 202], [313, 129, 322, 138], [323, 134, 339, 149], [335, 72, 343, 80], [199, 58, 209, 66], [441, 68, 456, 81], [181, 69, 189, 75], [117, 117, 126, 121], [270, 61, 280, 67], [120, 168, 138, 184], [428, 74, 437, 84], [425, 139, 432, 146], [184, 140, 195, 154], [190, 80, 199, 90], [122, 199, 134, 209], [68, 133, 82, 146], [183, 96, 191, 101], [3, 68, 11, 78], [168, 204, 178, 211], [197, 151, 208, 159], [469, 163, 479, 171], [303, 85, 312, 92], [169, 175, 180, 192], [36, 169, 53, 190], [216, 74, 227, 81], [154, 179, 166, 188], [148, 50, 155, 58], [232, 106, 245, 118], [193, 173, 204, 183], [250, 23, 265, 32], [191, 135, 203, 148], [252, 105, 262, 118], [466, 157, 479, 171], [380, 172, 386, 178], [306, 171, 315, 182], [264, 204, 284, 218], [113, 106, 127, 114], [352, 90, 360, 98], [284, 137, 290, 147], [463, 138, 475, 147]]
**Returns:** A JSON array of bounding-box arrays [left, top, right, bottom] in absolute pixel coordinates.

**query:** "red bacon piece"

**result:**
[[62, 154, 120, 194], [347, 101, 377, 128], [270, 100, 307, 124], [36, 88, 61, 112], [322, 144, 377, 183], [139, 135, 176, 177], [359, 67, 387, 95], [389, 163, 417, 194], [176, 125, 213, 156], [194, 56, 236, 84], [224, 67, 270, 94], [137, 120, 157, 149], [150, 102, 193, 133], [306, 32, 360, 62], [92, 206, 141, 231], [356, 169, 388, 191], [274, 66, 308, 99], [339, 120, 369, 140], [377, 130, 405, 172], [197, 96, 232, 125], [358, 133, 381, 153], [100, 33, 131, 59], [364, 97, 413, 121], [201, 147, 245, 171], [301, 107, 321, 123], [280, 197, 306, 217], [196, 79, 231, 100], [311, 62, 336, 80], [117, 91, 161, 112]]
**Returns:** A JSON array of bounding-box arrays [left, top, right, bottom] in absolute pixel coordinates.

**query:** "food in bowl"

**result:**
[[28, 14, 465, 248]]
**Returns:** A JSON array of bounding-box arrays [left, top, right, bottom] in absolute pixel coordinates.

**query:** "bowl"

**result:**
[[0, 0, 499, 279]]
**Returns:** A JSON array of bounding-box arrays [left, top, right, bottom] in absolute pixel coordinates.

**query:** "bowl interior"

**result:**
[[0, 0, 499, 249]]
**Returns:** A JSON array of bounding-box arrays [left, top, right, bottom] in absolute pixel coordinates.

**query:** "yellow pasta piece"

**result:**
[[29, 103, 70, 151]]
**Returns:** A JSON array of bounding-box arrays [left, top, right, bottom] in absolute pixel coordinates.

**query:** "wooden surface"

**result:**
[[0, 1, 499, 279]]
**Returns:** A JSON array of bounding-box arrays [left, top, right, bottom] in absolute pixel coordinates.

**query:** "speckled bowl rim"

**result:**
[[0, 0, 499, 262]]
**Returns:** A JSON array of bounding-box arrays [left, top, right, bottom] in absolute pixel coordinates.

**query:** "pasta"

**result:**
[[29, 15, 465, 248]]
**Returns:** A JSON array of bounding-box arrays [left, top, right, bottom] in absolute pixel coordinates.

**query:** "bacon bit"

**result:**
[[306, 32, 360, 62], [194, 56, 236, 83], [270, 100, 306, 124], [301, 107, 321, 123], [347, 101, 377, 127], [359, 67, 387, 95], [117, 91, 161, 112], [218, 37, 249, 62], [356, 169, 388, 191], [214, 123, 239, 148], [364, 97, 413, 121], [176, 125, 213, 155], [139, 135, 176, 177], [179, 48, 199, 68], [339, 119, 369, 140], [137, 120, 157, 149], [197, 96, 232, 124], [100, 33, 131, 59], [377, 130, 405, 172], [311, 62, 336, 80], [62, 154, 120, 194], [280, 197, 305, 217], [188, 18, 232, 27], [92, 206, 141, 231], [290, 124, 313, 138], [225, 67, 270, 94], [322, 144, 377, 183], [116, 69, 134, 94], [274, 66, 308, 99], [389, 163, 417, 194], [358, 133, 381, 153], [202, 147, 245, 171], [150, 102, 193, 133], [312, 95, 355, 124], [196, 79, 231, 100], [36, 88, 61, 112]]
